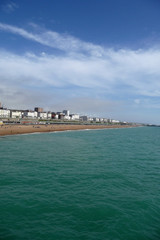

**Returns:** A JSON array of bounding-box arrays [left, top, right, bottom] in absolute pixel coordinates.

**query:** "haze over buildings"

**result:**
[[0, 1, 160, 124]]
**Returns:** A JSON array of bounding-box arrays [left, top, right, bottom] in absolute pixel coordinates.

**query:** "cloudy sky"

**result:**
[[0, 0, 160, 124]]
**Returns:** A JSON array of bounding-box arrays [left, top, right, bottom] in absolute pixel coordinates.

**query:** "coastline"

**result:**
[[0, 124, 138, 137]]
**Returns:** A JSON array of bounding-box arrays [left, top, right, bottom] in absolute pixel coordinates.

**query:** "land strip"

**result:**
[[0, 124, 138, 136]]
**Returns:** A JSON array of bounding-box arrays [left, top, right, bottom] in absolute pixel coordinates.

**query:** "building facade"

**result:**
[[34, 107, 43, 113], [23, 110, 38, 118], [0, 109, 10, 118], [63, 110, 70, 116], [38, 112, 48, 119], [10, 110, 22, 119]]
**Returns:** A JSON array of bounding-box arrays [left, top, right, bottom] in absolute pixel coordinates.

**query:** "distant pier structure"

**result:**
[[0, 102, 2, 108]]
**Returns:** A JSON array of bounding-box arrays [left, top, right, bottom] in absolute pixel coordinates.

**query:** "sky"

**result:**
[[0, 0, 160, 124]]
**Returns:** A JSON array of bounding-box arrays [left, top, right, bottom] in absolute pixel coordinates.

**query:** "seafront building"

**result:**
[[63, 110, 70, 116], [0, 108, 10, 118], [70, 114, 80, 120], [34, 107, 43, 113], [23, 110, 38, 119], [80, 116, 89, 121], [10, 110, 23, 119], [93, 117, 100, 122], [0, 101, 125, 124]]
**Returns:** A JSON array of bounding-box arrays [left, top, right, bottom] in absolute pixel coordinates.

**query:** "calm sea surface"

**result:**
[[0, 127, 160, 240]]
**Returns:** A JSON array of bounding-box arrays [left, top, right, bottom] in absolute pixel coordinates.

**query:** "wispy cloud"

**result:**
[[2, 1, 18, 13], [1, 47, 160, 96], [0, 22, 104, 55], [0, 23, 160, 123]]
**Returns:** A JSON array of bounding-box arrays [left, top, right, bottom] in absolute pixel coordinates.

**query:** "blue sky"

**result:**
[[0, 0, 160, 124]]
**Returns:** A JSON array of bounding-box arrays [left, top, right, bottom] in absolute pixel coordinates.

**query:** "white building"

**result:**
[[0, 109, 10, 118], [111, 119, 120, 123], [103, 118, 108, 123], [10, 110, 22, 119], [70, 114, 79, 120], [64, 115, 71, 120], [23, 111, 38, 118], [47, 112, 52, 119], [93, 117, 100, 122], [63, 110, 70, 116], [51, 112, 59, 119], [38, 112, 48, 119], [99, 118, 104, 122]]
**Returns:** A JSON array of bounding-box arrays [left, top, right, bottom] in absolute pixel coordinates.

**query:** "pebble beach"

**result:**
[[0, 124, 135, 136]]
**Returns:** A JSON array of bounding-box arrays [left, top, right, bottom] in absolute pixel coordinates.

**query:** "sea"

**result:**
[[0, 126, 160, 240]]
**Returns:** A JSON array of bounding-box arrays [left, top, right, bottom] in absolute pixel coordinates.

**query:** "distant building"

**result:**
[[100, 118, 104, 122], [110, 119, 120, 123], [38, 112, 47, 119], [47, 112, 52, 119], [37, 111, 51, 120], [23, 110, 38, 118], [63, 110, 70, 116], [0, 102, 1, 108], [103, 118, 109, 123], [34, 107, 43, 113], [0, 109, 10, 118], [51, 112, 58, 119], [93, 117, 100, 122], [58, 113, 65, 120], [88, 117, 93, 121], [80, 116, 89, 121], [64, 115, 71, 120], [70, 114, 79, 120], [10, 110, 22, 119]]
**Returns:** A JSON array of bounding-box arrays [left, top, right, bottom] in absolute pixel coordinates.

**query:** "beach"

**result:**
[[0, 124, 136, 136]]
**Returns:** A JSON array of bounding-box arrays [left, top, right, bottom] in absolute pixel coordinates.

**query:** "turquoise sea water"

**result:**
[[0, 127, 160, 240]]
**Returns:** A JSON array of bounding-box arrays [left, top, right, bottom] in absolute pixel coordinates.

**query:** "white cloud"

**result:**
[[0, 22, 104, 55], [1, 47, 160, 97], [0, 23, 160, 123]]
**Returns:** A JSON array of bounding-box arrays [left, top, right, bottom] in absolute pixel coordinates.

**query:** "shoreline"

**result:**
[[0, 124, 139, 137]]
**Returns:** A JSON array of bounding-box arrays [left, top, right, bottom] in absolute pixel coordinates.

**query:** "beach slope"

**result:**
[[0, 124, 136, 136]]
